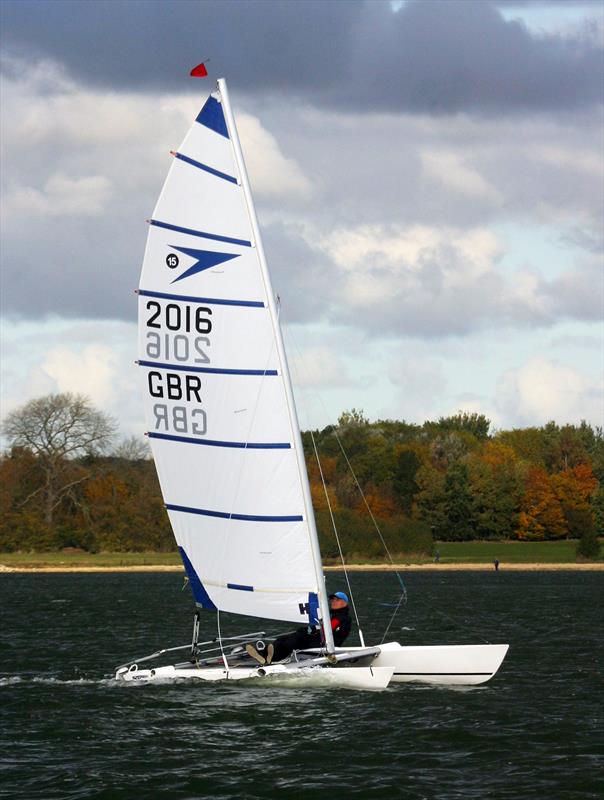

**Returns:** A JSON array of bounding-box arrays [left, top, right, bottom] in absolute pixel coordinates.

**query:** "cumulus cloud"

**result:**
[[0, 67, 311, 320], [238, 114, 312, 200], [4, 173, 112, 218], [41, 344, 118, 407], [496, 356, 604, 426], [0, 319, 143, 435], [421, 151, 503, 205], [1, 1, 601, 433]]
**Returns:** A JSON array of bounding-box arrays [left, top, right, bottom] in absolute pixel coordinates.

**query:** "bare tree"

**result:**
[[113, 435, 151, 460], [2, 393, 117, 526]]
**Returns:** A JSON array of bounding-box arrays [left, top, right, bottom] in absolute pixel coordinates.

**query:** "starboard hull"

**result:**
[[364, 642, 509, 685], [115, 662, 394, 691]]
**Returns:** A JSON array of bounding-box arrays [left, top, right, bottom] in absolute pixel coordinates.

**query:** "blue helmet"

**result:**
[[331, 591, 349, 603]]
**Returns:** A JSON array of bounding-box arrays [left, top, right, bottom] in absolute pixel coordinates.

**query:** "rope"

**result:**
[[333, 435, 408, 605], [380, 590, 407, 644], [280, 313, 406, 643], [308, 428, 366, 647]]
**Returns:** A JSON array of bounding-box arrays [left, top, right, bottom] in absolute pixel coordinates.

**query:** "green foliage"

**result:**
[[393, 449, 421, 514], [1, 397, 601, 555], [442, 462, 475, 540], [593, 487, 604, 536], [315, 509, 433, 561], [429, 412, 491, 440], [575, 516, 601, 559]]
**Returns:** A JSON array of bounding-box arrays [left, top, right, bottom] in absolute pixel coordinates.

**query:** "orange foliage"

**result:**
[[307, 456, 338, 485], [356, 489, 396, 518], [516, 467, 567, 540], [309, 480, 339, 512], [551, 464, 597, 508], [85, 474, 128, 505], [480, 441, 518, 469]]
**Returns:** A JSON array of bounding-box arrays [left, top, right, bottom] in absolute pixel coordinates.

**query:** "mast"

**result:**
[[218, 78, 335, 655]]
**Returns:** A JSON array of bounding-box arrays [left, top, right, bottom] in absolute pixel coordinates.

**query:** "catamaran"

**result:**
[[115, 77, 508, 689]]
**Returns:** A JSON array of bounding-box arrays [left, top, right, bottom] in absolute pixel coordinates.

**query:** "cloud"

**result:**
[[0, 67, 311, 321], [388, 352, 447, 414], [1, 62, 600, 338], [496, 356, 604, 426], [0, 318, 143, 435], [288, 344, 352, 390], [1, 0, 602, 114], [41, 344, 118, 407], [421, 151, 502, 204], [4, 173, 112, 218], [238, 114, 312, 200]]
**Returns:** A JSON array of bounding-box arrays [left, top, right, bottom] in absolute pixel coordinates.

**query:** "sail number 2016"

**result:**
[[145, 301, 212, 362], [144, 300, 212, 438], [146, 301, 212, 334]]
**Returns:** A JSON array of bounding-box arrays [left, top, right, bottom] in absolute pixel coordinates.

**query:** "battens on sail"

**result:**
[[138, 88, 320, 626]]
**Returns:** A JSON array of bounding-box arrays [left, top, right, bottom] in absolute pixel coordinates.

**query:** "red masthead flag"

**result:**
[[190, 62, 208, 78]]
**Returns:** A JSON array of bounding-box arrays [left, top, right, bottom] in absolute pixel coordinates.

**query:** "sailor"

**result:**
[[246, 592, 352, 665]]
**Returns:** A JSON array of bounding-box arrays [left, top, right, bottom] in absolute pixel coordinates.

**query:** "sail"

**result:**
[[138, 82, 323, 626]]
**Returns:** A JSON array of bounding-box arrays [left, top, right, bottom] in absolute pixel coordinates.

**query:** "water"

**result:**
[[1, 571, 602, 799]]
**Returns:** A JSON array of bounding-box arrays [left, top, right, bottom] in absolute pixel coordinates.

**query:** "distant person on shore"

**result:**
[[434, 550, 440, 564], [246, 592, 352, 665], [494, 559, 500, 571]]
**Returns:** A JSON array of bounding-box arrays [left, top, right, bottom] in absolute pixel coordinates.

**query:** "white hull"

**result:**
[[115, 662, 394, 691], [366, 642, 509, 685], [115, 641, 508, 689]]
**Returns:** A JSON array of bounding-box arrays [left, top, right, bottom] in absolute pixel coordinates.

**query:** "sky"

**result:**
[[1, 0, 603, 443]]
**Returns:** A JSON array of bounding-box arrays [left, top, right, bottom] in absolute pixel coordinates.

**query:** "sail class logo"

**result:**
[[167, 246, 240, 283]]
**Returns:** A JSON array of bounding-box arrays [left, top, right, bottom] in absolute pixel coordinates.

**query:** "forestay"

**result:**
[[138, 83, 322, 626]]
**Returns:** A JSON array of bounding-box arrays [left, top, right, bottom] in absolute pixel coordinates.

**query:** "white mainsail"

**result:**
[[138, 80, 331, 634]]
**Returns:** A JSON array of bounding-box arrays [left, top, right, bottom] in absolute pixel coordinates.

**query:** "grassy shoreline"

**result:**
[[0, 539, 601, 572], [2, 563, 602, 573]]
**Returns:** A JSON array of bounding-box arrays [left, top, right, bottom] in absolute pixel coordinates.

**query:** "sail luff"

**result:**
[[216, 78, 335, 653]]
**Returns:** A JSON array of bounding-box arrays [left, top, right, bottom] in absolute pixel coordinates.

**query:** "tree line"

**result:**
[[1, 395, 602, 558]]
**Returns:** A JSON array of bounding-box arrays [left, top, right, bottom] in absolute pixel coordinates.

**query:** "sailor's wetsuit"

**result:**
[[270, 606, 352, 662]]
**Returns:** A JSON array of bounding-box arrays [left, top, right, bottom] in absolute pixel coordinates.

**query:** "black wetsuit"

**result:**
[[271, 606, 352, 662]]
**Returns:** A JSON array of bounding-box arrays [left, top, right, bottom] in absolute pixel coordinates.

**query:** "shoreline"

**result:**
[[1, 562, 602, 573]]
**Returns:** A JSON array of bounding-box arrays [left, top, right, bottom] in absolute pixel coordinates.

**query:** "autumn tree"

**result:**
[[551, 464, 598, 538], [2, 393, 116, 527], [516, 467, 567, 540], [466, 443, 524, 540]]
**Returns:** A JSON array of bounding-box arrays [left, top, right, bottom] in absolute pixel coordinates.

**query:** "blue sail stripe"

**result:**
[[166, 504, 304, 523], [148, 432, 291, 449], [178, 547, 217, 610], [227, 583, 254, 592], [138, 289, 264, 308], [196, 96, 229, 138], [150, 219, 252, 247], [175, 152, 238, 184], [139, 360, 278, 376]]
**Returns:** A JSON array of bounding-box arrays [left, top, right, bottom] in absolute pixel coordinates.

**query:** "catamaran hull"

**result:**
[[364, 642, 509, 685], [115, 663, 394, 691]]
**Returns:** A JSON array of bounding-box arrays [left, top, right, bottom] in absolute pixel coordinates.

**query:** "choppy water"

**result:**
[[1, 570, 602, 799]]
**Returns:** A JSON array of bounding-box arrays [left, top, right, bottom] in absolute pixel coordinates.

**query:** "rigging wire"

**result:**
[[332, 437, 407, 605], [308, 427, 366, 647], [282, 319, 408, 642]]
